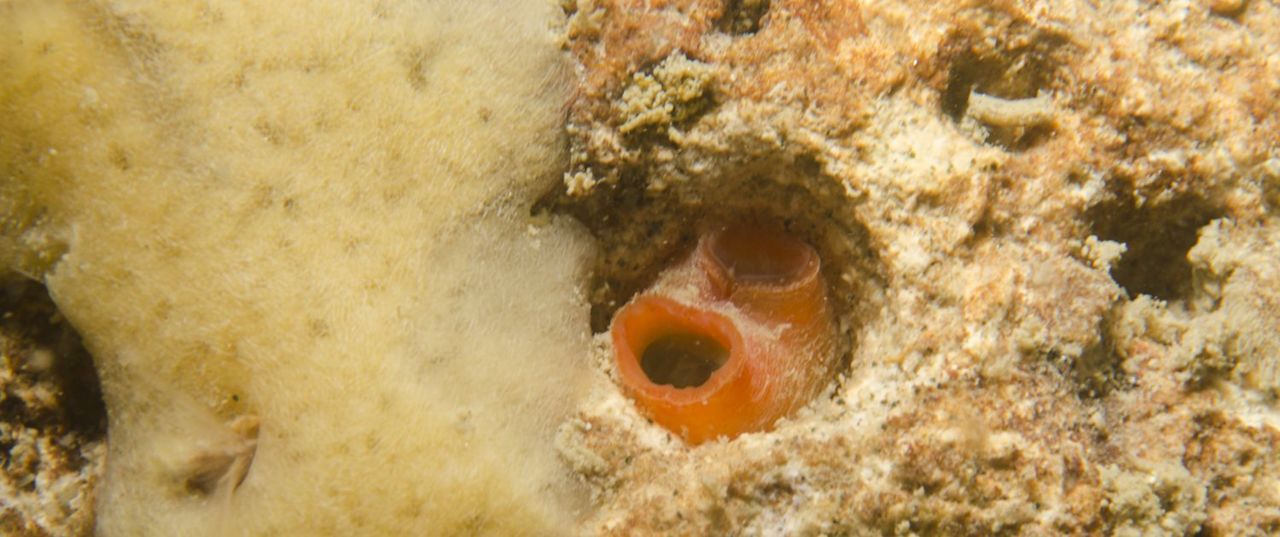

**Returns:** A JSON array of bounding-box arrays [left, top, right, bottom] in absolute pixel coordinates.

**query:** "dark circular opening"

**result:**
[[1085, 189, 1221, 301], [707, 223, 813, 285], [640, 332, 729, 389]]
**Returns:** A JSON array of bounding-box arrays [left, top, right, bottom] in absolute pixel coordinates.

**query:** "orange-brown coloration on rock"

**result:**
[[611, 222, 836, 444]]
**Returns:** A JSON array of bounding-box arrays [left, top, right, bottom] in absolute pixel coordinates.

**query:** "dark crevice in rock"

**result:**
[[1, 276, 106, 444], [717, 0, 771, 35], [1085, 189, 1223, 302], [938, 19, 1069, 150]]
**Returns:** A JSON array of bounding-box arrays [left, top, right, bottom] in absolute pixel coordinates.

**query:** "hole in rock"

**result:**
[[535, 144, 881, 390], [640, 332, 729, 389], [1086, 189, 1222, 301], [539, 178, 875, 334], [938, 21, 1067, 150], [718, 0, 771, 35]]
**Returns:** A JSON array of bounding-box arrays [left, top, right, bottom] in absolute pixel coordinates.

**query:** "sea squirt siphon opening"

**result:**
[[703, 222, 817, 288], [640, 332, 729, 388], [610, 221, 837, 444]]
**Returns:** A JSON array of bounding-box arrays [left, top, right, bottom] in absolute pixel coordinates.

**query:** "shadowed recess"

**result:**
[[0, 276, 106, 440], [717, 0, 771, 35], [1086, 189, 1221, 301], [640, 332, 728, 389]]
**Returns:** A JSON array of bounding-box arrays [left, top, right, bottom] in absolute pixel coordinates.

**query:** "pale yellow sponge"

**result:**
[[0, 0, 593, 534]]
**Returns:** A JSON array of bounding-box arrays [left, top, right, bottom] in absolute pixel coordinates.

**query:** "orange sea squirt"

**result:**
[[611, 221, 837, 444]]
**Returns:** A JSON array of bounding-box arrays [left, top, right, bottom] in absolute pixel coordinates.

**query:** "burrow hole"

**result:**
[[536, 161, 879, 393], [939, 25, 1067, 150], [1085, 189, 1223, 301], [717, 0, 771, 35], [552, 189, 871, 336]]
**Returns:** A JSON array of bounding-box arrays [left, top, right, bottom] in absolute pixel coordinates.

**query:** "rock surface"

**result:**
[[550, 0, 1280, 534]]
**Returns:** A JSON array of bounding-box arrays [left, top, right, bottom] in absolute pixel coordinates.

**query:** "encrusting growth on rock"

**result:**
[[616, 52, 716, 135]]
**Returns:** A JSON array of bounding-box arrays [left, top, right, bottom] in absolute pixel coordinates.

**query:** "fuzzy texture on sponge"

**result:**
[[1, 0, 593, 534]]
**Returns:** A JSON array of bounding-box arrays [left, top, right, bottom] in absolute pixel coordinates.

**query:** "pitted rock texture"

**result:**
[[551, 1, 1280, 535]]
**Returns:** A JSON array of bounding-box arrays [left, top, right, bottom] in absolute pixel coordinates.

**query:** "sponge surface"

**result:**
[[1, 1, 592, 534]]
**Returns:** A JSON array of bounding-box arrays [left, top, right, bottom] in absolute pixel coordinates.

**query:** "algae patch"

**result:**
[[617, 52, 715, 134]]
